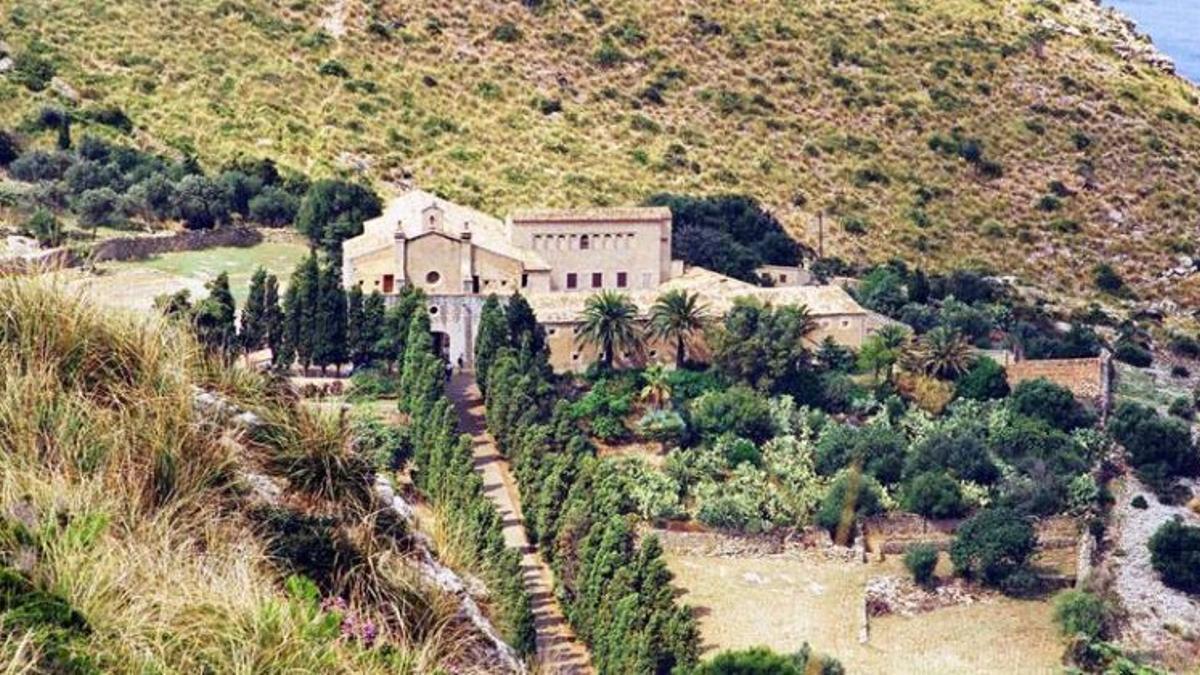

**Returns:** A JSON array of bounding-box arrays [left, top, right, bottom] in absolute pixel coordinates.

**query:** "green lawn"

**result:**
[[102, 240, 310, 307]]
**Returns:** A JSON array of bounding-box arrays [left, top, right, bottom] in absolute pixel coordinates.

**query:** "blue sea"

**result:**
[[1106, 1, 1200, 83]]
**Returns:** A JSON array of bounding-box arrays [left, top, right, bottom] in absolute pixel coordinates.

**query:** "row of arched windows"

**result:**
[[531, 232, 636, 251]]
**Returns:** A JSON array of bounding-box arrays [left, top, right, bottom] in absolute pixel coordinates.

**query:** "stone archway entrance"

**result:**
[[431, 331, 450, 361]]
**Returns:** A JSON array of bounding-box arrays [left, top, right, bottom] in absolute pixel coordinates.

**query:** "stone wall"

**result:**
[[863, 513, 1079, 555], [89, 226, 263, 263], [0, 247, 78, 274], [1006, 351, 1113, 412]]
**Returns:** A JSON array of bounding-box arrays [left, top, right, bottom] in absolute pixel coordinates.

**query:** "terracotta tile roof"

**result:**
[[525, 266, 870, 323]]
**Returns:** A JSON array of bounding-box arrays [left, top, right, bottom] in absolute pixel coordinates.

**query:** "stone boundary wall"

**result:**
[[642, 525, 846, 559], [1006, 351, 1113, 412], [864, 513, 1079, 555], [0, 248, 78, 274], [90, 226, 263, 263]]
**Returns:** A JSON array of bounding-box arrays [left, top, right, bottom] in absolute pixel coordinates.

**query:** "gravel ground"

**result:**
[[1108, 475, 1200, 663]]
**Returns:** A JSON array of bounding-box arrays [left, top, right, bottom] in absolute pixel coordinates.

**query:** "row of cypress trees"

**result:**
[[475, 296, 700, 674], [180, 252, 426, 375], [397, 300, 537, 656]]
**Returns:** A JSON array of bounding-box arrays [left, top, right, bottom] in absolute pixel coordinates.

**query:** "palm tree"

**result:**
[[919, 326, 974, 379], [640, 363, 672, 410], [858, 323, 910, 383], [578, 290, 642, 369], [648, 289, 710, 367]]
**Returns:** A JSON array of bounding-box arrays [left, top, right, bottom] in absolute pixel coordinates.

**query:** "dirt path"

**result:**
[[448, 373, 593, 674]]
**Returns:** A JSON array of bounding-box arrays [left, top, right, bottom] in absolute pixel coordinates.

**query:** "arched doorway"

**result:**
[[431, 331, 450, 361]]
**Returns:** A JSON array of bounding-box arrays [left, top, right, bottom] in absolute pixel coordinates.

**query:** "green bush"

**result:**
[[904, 543, 939, 587], [950, 507, 1036, 588], [956, 357, 1009, 401], [1009, 378, 1095, 431], [815, 422, 906, 485], [1107, 402, 1197, 485], [906, 429, 999, 485], [1149, 517, 1200, 594], [1114, 339, 1152, 368], [1131, 495, 1148, 509], [690, 385, 775, 443], [0, 129, 19, 165], [11, 51, 56, 91], [1168, 396, 1194, 421], [1053, 590, 1106, 640], [815, 470, 884, 537], [903, 471, 966, 519], [697, 645, 842, 675], [1093, 263, 1124, 293]]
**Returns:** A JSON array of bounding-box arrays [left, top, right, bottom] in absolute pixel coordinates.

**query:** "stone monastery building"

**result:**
[[342, 189, 890, 372]]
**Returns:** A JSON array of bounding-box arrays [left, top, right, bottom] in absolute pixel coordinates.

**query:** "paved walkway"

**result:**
[[448, 373, 593, 674]]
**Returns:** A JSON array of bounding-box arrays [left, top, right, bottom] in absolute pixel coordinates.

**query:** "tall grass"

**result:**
[[0, 278, 486, 672]]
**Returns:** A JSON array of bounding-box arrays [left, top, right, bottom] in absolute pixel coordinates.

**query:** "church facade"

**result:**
[[342, 189, 891, 372]]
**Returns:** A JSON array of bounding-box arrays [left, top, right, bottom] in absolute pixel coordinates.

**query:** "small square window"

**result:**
[[617, 272, 628, 288], [566, 273, 578, 289], [780, 274, 788, 283], [591, 272, 603, 288]]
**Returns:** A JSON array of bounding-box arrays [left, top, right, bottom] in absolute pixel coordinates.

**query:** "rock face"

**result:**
[[1063, 1, 1179, 75]]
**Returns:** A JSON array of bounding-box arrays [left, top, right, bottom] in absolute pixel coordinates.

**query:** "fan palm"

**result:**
[[919, 326, 974, 379], [640, 363, 672, 410], [577, 290, 642, 369], [648, 289, 711, 367]]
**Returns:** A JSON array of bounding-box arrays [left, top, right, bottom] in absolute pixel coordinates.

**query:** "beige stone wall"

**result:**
[[809, 313, 871, 349], [1006, 355, 1110, 406], [474, 246, 524, 293], [405, 233, 465, 294], [509, 217, 671, 292], [345, 246, 397, 293], [544, 320, 695, 372]]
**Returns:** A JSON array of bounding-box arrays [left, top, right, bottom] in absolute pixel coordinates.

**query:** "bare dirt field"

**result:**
[[666, 551, 1063, 674]]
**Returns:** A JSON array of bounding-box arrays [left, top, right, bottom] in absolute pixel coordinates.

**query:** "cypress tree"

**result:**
[[263, 273, 286, 367], [314, 262, 347, 375], [474, 294, 507, 394], [293, 253, 321, 371], [194, 272, 237, 356], [240, 267, 270, 353], [346, 282, 366, 368], [399, 306, 433, 412], [360, 290, 386, 366], [384, 285, 422, 372], [280, 280, 302, 371], [505, 292, 545, 354]]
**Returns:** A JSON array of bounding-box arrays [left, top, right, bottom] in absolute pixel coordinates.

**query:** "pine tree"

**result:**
[[474, 294, 507, 394], [346, 282, 366, 368], [240, 267, 270, 353], [360, 290, 387, 367]]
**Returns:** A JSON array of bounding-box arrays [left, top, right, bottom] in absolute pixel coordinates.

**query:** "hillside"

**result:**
[[2, 0, 1199, 305], [0, 278, 516, 673]]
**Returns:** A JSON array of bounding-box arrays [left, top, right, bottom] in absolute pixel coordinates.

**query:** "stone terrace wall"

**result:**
[[1007, 351, 1113, 412], [90, 226, 262, 263], [864, 513, 1079, 555]]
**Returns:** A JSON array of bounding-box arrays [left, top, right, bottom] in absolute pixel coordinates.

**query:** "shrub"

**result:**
[[491, 22, 522, 42], [910, 375, 955, 415], [317, 60, 350, 78], [903, 471, 967, 519], [1010, 378, 1095, 431], [690, 386, 775, 443], [1054, 590, 1106, 640], [956, 357, 1009, 401], [11, 51, 56, 91], [636, 409, 687, 448], [1148, 517, 1200, 594], [1131, 495, 1149, 509], [0, 129, 19, 165], [906, 430, 999, 485], [24, 208, 62, 247], [950, 507, 1036, 587], [1107, 402, 1197, 484], [9, 149, 72, 182], [904, 543, 939, 587], [1168, 334, 1200, 360], [815, 423, 906, 485], [1114, 339, 1152, 368], [1169, 396, 1195, 421], [1093, 263, 1124, 293], [815, 470, 884, 538]]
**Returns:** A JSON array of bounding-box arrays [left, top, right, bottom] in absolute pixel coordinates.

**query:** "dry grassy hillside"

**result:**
[[3, 0, 1199, 304]]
